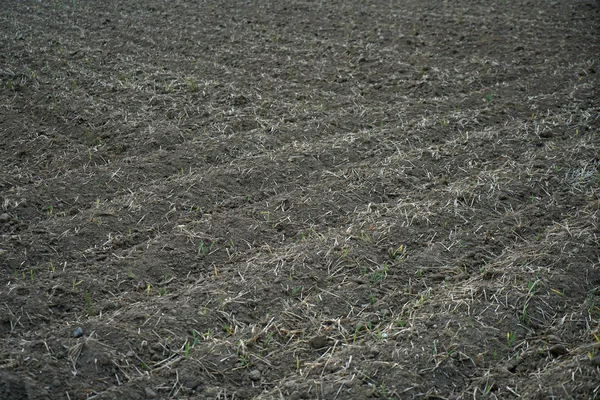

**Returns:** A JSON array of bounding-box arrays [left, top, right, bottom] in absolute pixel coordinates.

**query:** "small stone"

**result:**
[[0, 213, 10, 223], [591, 355, 600, 367], [309, 335, 328, 349], [144, 387, 157, 398], [182, 379, 201, 391], [248, 369, 261, 381], [289, 392, 302, 400], [73, 327, 84, 338], [546, 335, 562, 344], [548, 344, 569, 356]]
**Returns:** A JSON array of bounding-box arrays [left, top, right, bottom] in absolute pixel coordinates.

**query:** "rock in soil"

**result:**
[[248, 369, 261, 381], [144, 387, 157, 398], [548, 344, 569, 356], [309, 335, 329, 349]]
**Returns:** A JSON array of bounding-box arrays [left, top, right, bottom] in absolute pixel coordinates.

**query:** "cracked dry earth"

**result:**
[[1, 0, 599, 399]]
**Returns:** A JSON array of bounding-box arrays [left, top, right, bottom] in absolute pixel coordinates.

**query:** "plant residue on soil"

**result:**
[[1, 0, 599, 399]]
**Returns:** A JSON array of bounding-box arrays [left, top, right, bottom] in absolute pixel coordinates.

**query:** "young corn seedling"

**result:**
[[198, 239, 214, 257], [184, 331, 199, 358], [388, 245, 407, 261], [85, 290, 96, 316], [507, 331, 516, 347], [353, 323, 363, 342], [237, 340, 249, 366]]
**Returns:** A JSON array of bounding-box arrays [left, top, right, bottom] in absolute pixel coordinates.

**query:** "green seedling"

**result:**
[[185, 333, 199, 357], [30, 269, 34, 282], [389, 245, 406, 261], [353, 323, 363, 342], [85, 290, 95, 316], [369, 271, 384, 284], [264, 332, 274, 347], [201, 329, 212, 340], [396, 317, 407, 327], [415, 293, 426, 307], [358, 231, 372, 242], [236, 340, 249, 366], [375, 382, 389, 398], [369, 264, 389, 284], [184, 340, 190, 357], [238, 353, 249, 366], [186, 78, 198, 92], [340, 245, 350, 259], [527, 280, 538, 294], [291, 285, 303, 297], [520, 304, 529, 324], [585, 287, 600, 317], [507, 331, 516, 347], [198, 240, 214, 256]]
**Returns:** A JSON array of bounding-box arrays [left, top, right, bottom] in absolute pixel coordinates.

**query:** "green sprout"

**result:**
[[389, 245, 407, 261], [507, 331, 516, 347], [198, 240, 214, 256], [85, 290, 96, 316]]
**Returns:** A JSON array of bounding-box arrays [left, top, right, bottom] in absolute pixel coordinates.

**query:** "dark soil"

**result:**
[[1, 0, 599, 399]]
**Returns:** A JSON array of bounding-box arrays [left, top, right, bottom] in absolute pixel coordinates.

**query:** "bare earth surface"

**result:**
[[1, 0, 599, 399]]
